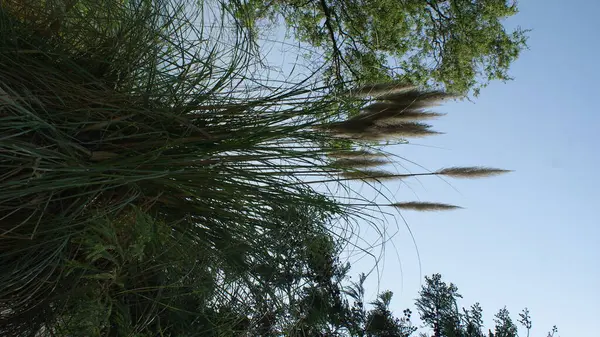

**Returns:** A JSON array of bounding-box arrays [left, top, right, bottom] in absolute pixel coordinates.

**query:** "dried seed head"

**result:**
[[378, 90, 456, 105], [328, 150, 386, 159], [321, 120, 374, 138], [340, 170, 402, 182], [372, 111, 446, 125], [320, 87, 450, 142], [330, 157, 389, 169], [436, 167, 512, 178], [361, 101, 434, 114], [362, 122, 442, 140], [391, 201, 462, 211]]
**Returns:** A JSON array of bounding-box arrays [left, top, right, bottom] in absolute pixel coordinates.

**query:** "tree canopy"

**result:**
[[233, 0, 529, 96], [277, 272, 558, 337]]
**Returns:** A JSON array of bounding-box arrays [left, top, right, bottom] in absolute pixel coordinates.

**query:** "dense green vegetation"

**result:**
[[231, 0, 529, 95], [0, 0, 545, 336]]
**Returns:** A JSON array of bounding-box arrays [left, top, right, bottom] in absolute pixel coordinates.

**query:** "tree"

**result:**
[[342, 274, 418, 337], [492, 307, 518, 337], [413, 274, 554, 337], [365, 293, 417, 337], [518, 308, 532, 337], [231, 0, 529, 96], [415, 274, 463, 337], [463, 303, 485, 337]]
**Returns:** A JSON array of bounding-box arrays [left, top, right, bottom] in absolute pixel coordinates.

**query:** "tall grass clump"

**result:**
[[0, 1, 509, 335]]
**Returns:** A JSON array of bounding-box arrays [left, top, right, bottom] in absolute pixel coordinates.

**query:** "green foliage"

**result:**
[[413, 274, 556, 337], [230, 0, 529, 96], [0, 0, 354, 334], [278, 272, 556, 337], [492, 308, 519, 337], [463, 303, 485, 337], [364, 293, 417, 337], [416, 274, 463, 337], [0, 1, 530, 336], [339, 273, 417, 337]]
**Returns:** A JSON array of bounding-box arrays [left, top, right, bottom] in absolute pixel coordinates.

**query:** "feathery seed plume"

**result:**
[[362, 122, 442, 140], [361, 101, 434, 114], [436, 167, 512, 178], [391, 201, 462, 211], [328, 150, 386, 159], [372, 111, 446, 125], [330, 157, 389, 169], [340, 170, 403, 182]]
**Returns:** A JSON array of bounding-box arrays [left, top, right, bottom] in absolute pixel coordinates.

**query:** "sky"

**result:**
[[352, 1, 600, 336], [260, 1, 599, 335]]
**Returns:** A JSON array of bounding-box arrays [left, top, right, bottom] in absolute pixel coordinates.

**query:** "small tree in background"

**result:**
[[416, 274, 463, 337], [412, 274, 556, 337]]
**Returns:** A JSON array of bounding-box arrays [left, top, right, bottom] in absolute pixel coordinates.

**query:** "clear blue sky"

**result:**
[[261, 0, 599, 335], [353, 1, 600, 336]]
